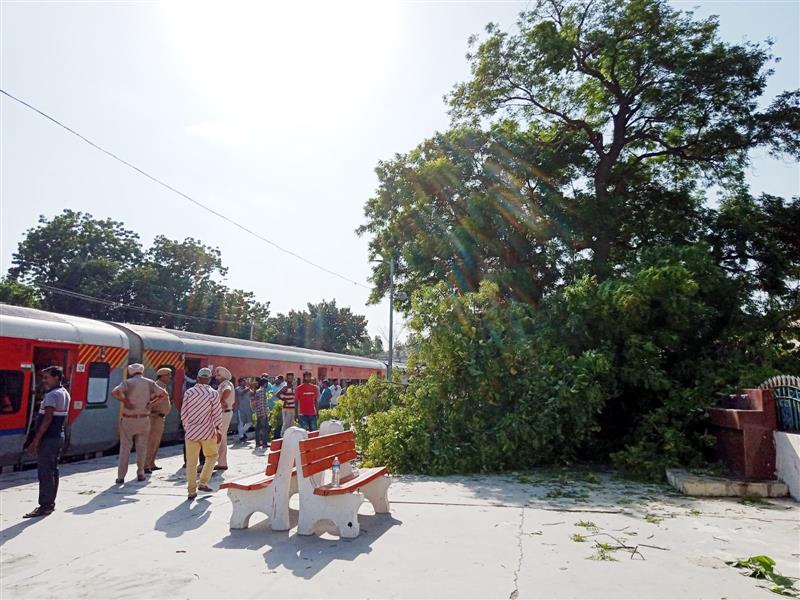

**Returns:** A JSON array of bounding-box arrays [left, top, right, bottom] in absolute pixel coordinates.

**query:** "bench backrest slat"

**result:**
[[299, 430, 353, 452], [265, 450, 280, 476], [298, 430, 357, 478], [266, 430, 321, 475], [303, 449, 358, 478], [300, 439, 354, 467], [271, 429, 319, 452]]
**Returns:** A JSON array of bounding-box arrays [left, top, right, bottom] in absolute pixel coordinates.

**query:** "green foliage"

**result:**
[[269, 300, 379, 355], [0, 278, 41, 308], [6, 211, 378, 352], [727, 556, 799, 597], [269, 400, 284, 434], [354, 0, 799, 479], [318, 407, 343, 425]]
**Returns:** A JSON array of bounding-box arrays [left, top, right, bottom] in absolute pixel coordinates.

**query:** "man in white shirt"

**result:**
[[330, 381, 342, 407]]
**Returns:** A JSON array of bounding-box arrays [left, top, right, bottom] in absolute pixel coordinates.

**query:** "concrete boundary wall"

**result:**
[[775, 431, 800, 501]]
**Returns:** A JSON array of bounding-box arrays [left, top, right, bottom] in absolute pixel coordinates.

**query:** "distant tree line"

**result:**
[[1, 209, 384, 356]]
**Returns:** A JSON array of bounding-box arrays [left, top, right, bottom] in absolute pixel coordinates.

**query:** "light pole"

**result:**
[[388, 256, 394, 383], [371, 255, 401, 383]]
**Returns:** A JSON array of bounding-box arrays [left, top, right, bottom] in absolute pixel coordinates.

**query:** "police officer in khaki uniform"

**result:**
[[112, 363, 167, 483], [144, 367, 172, 473], [214, 366, 235, 471]]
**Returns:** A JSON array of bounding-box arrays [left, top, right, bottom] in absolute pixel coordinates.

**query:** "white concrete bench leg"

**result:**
[[296, 492, 364, 539], [361, 476, 391, 514], [227, 487, 273, 530]]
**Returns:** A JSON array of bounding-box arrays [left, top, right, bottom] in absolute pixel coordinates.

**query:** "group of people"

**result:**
[[235, 373, 344, 449], [22, 363, 348, 515], [104, 362, 223, 498]]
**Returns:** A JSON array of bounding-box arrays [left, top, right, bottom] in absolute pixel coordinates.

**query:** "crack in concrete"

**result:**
[[509, 506, 524, 599]]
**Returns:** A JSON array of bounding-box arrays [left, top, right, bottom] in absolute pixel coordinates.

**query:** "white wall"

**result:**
[[775, 431, 800, 501]]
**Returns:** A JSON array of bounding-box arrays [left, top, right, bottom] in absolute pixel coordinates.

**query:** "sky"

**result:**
[[1, 0, 798, 344]]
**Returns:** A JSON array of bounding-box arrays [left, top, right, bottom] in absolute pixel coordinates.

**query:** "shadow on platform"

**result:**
[[154, 497, 213, 538], [0, 515, 47, 543], [213, 512, 402, 579], [66, 480, 152, 515]]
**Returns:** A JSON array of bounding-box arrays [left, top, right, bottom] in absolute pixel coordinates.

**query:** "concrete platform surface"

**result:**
[[1, 441, 799, 599]]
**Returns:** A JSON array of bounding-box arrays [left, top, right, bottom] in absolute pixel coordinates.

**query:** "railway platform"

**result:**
[[1, 441, 798, 599]]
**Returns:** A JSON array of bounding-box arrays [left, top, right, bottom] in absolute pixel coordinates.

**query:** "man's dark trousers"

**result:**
[[38, 437, 62, 509]]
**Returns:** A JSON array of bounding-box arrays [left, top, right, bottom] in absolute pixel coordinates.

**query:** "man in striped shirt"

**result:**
[[181, 367, 222, 500]]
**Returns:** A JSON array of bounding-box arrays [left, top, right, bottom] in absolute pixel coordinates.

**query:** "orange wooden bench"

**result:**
[[220, 430, 322, 530], [284, 427, 391, 538]]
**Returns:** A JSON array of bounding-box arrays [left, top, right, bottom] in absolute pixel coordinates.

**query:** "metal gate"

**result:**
[[760, 375, 800, 433]]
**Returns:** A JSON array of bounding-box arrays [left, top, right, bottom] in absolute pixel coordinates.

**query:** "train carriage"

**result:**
[[0, 304, 385, 469], [0, 305, 130, 466], [112, 323, 386, 444]]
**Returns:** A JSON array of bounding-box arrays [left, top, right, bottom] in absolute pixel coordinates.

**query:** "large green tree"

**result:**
[[361, 0, 800, 300], [8, 210, 143, 318], [353, 0, 800, 478]]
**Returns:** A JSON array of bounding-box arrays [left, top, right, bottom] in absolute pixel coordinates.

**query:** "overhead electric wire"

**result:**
[[35, 283, 247, 326], [0, 88, 371, 290]]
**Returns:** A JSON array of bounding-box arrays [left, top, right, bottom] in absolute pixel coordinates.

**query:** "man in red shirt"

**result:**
[[295, 371, 319, 431]]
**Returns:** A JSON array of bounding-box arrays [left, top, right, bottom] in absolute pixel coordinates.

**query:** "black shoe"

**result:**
[[187, 493, 197, 501], [198, 484, 213, 493], [144, 468, 152, 474], [115, 478, 124, 484], [23, 506, 53, 518], [151, 465, 162, 471], [213, 465, 228, 471]]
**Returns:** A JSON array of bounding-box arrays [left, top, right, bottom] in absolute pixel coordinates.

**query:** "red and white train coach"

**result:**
[[0, 304, 385, 468]]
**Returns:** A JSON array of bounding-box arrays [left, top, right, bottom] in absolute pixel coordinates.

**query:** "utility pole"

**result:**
[[249, 318, 255, 341], [388, 255, 394, 383]]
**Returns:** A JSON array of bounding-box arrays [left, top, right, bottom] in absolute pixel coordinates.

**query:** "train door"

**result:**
[[183, 357, 203, 396], [317, 367, 328, 383], [31, 345, 75, 447], [0, 340, 33, 467]]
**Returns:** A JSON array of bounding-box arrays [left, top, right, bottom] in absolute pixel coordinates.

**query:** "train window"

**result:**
[[86, 362, 110, 405], [0, 370, 24, 415]]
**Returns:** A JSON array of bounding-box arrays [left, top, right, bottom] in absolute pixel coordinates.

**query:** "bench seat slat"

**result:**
[[313, 466, 388, 496], [220, 473, 274, 491], [221, 467, 299, 491]]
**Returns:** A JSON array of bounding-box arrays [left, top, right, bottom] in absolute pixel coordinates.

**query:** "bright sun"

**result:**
[[160, 0, 401, 138]]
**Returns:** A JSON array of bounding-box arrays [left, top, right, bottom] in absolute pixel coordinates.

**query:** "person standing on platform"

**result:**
[[234, 378, 252, 443], [295, 372, 319, 431], [331, 380, 342, 407], [22, 366, 71, 518], [112, 363, 166, 484], [181, 367, 222, 500], [252, 374, 272, 448], [214, 366, 234, 471], [277, 373, 297, 436], [318, 380, 333, 410], [144, 367, 172, 473]]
